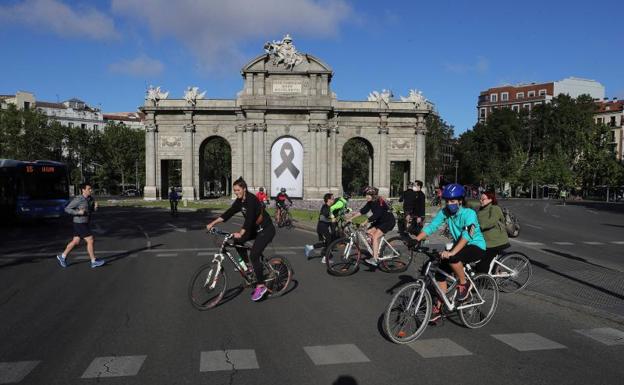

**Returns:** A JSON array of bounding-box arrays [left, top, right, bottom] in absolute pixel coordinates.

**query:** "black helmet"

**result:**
[[259, 187, 264, 192], [280, 187, 286, 193], [363, 186, 379, 196]]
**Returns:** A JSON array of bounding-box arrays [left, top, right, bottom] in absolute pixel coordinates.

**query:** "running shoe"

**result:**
[[304, 244, 314, 258], [429, 304, 442, 324], [457, 282, 472, 301], [363, 257, 378, 266], [251, 286, 268, 301], [320, 256, 326, 264], [90, 259, 106, 268], [56, 254, 67, 268]]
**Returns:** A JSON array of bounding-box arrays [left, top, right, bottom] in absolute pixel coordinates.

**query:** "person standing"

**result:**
[[304, 193, 336, 262], [412, 180, 426, 234], [168, 187, 179, 215], [399, 182, 418, 234], [56, 183, 105, 268]]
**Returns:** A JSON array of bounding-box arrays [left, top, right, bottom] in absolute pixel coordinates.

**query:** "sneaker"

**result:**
[[90, 259, 105, 268], [56, 254, 67, 268], [457, 282, 472, 301], [320, 256, 326, 264], [304, 244, 314, 258], [363, 257, 378, 267], [429, 304, 442, 324], [251, 286, 268, 301]]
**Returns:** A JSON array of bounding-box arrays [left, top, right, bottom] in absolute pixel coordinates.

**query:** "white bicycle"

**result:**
[[487, 251, 532, 293]]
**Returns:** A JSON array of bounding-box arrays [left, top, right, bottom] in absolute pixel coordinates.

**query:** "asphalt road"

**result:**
[[1, 202, 623, 385]]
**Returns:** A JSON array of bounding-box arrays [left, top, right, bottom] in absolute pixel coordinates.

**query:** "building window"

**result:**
[[538, 89, 547, 96], [527, 90, 536, 98], [480, 108, 486, 118], [490, 93, 498, 102], [81, 124, 86, 129], [94, 124, 98, 130], [68, 122, 74, 128], [610, 116, 616, 127], [501, 92, 509, 101], [597, 117, 603, 124], [512, 105, 520, 112], [523, 103, 531, 111], [516, 92, 524, 99], [534, 101, 542, 106], [23, 101, 30, 110]]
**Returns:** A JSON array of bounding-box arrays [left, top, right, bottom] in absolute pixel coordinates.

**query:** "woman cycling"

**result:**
[[477, 190, 510, 273], [413, 183, 486, 322], [348, 186, 396, 266], [206, 177, 275, 302]]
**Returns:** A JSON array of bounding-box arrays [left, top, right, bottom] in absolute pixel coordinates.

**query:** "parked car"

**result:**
[[122, 189, 141, 197]]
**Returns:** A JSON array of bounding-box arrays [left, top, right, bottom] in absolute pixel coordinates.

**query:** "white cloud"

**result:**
[[108, 55, 164, 77], [0, 0, 118, 40], [111, 0, 352, 72], [444, 56, 489, 74]]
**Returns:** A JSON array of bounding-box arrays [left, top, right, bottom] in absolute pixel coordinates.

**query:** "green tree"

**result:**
[[425, 115, 454, 186], [342, 138, 372, 195], [100, 122, 144, 193]]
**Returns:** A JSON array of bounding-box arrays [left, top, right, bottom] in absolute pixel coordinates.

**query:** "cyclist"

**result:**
[[275, 187, 292, 226], [206, 177, 275, 302], [304, 193, 335, 262], [476, 191, 510, 273], [256, 187, 269, 208], [413, 183, 486, 322], [348, 186, 396, 266]]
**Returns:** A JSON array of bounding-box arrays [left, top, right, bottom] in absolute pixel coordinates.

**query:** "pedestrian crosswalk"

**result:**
[[2, 327, 622, 382]]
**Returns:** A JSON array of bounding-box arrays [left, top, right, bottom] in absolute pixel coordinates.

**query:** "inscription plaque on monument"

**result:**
[[272, 80, 302, 94]]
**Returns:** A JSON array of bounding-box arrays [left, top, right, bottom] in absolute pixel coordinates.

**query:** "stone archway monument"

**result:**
[[142, 34, 436, 200]]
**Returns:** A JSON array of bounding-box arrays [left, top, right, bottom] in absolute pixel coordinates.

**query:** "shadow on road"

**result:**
[[541, 248, 615, 271], [333, 375, 358, 385]]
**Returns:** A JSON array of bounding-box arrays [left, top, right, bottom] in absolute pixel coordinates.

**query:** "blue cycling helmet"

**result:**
[[441, 183, 465, 199]]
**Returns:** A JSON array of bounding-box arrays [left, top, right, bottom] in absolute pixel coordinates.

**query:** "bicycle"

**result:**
[[325, 222, 412, 276], [487, 250, 532, 293], [188, 228, 293, 310], [383, 245, 499, 344], [276, 205, 293, 229]]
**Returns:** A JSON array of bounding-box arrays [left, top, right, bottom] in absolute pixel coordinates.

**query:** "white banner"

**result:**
[[271, 137, 303, 198]]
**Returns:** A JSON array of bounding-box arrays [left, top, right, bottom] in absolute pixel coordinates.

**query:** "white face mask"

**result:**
[[412, 186, 419, 191]]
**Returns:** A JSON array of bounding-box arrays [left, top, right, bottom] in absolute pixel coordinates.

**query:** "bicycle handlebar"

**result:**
[[207, 227, 232, 237]]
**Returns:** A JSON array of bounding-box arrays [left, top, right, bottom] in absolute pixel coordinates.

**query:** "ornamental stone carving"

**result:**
[[184, 86, 206, 106], [368, 89, 393, 104], [263, 34, 304, 70], [160, 136, 182, 148], [400, 89, 434, 110], [145, 122, 157, 132], [146, 85, 169, 106], [391, 138, 411, 150]]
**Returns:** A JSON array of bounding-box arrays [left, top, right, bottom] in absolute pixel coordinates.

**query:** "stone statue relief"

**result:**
[[367, 89, 393, 104], [146, 85, 169, 106], [400, 89, 434, 110], [264, 34, 304, 70], [184, 86, 206, 106]]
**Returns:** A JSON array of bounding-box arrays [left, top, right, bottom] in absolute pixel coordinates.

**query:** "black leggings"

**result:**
[[234, 225, 276, 283], [314, 222, 334, 250], [435, 244, 486, 282], [476, 244, 511, 274]]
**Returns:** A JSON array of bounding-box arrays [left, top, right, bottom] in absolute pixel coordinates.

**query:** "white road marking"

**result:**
[[166, 223, 187, 233], [583, 241, 604, 245], [200, 350, 259, 371], [408, 338, 472, 358], [586, 209, 598, 215], [81, 355, 146, 378], [510, 239, 544, 246], [525, 223, 543, 230], [610, 241, 624, 245], [156, 253, 177, 258], [0, 361, 40, 384], [492, 333, 566, 351], [303, 344, 370, 366], [553, 242, 574, 245], [574, 328, 624, 346]]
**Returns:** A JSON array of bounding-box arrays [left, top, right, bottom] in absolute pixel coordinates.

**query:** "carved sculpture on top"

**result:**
[[264, 34, 304, 70], [367, 89, 393, 105], [184, 86, 206, 106], [400, 89, 434, 110], [146, 85, 169, 106]]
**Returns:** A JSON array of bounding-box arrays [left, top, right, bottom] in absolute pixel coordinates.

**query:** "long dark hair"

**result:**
[[483, 191, 498, 205], [233, 176, 247, 190]]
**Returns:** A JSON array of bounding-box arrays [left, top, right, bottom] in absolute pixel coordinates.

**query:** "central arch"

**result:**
[[342, 137, 374, 196], [199, 136, 231, 198]]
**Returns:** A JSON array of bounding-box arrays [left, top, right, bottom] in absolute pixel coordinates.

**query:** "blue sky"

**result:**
[[1, 0, 622, 135]]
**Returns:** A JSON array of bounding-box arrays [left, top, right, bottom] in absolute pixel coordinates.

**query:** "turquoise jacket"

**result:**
[[423, 207, 486, 250]]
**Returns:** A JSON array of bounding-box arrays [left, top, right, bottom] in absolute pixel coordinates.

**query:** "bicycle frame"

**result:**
[[209, 233, 255, 287], [487, 254, 517, 279], [342, 224, 399, 261]]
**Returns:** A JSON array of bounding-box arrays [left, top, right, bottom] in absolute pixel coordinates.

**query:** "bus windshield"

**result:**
[[18, 166, 69, 200]]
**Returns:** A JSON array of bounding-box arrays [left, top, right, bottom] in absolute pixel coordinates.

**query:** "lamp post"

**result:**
[[454, 160, 459, 183]]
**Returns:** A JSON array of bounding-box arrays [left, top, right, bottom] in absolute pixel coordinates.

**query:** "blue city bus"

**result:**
[[0, 159, 70, 220]]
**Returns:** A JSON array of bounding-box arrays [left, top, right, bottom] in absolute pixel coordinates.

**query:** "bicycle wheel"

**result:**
[[188, 262, 227, 310], [495, 252, 532, 293], [383, 281, 432, 344], [264, 256, 293, 298], [459, 274, 499, 329], [326, 237, 360, 276], [284, 211, 293, 229], [378, 236, 413, 273]]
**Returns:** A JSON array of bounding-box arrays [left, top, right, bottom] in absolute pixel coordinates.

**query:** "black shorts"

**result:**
[[73, 223, 92, 239], [435, 244, 486, 281], [372, 216, 396, 234]]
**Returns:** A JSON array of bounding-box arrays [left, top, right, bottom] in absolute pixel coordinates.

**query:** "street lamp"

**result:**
[[454, 160, 459, 183]]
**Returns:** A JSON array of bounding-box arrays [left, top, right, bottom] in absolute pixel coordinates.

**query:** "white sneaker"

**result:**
[[364, 257, 378, 266], [321, 256, 326, 264], [304, 244, 314, 258]]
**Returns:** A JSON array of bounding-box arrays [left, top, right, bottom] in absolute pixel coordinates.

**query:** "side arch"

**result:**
[[198, 135, 232, 198], [341, 137, 374, 196]]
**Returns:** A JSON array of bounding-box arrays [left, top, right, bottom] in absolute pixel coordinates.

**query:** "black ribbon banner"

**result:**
[[274, 142, 300, 179]]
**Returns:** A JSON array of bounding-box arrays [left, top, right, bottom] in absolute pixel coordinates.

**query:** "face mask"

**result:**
[[446, 203, 460, 215], [412, 187, 418, 191]]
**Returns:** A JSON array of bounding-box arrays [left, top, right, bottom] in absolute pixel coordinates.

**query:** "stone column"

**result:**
[[253, 123, 266, 190], [415, 116, 427, 187], [245, 123, 254, 185], [144, 120, 158, 200], [320, 126, 329, 190], [329, 125, 338, 194], [378, 113, 390, 197], [182, 120, 195, 200], [307, 125, 318, 198]]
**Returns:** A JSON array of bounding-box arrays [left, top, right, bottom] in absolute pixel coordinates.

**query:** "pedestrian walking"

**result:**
[[56, 182, 105, 268], [169, 187, 179, 215]]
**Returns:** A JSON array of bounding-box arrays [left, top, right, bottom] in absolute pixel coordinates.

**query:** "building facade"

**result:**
[[103, 112, 145, 130], [1, 91, 104, 130], [477, 77, 605, 123], [141, 36, 435, 200], [595, 99, 624, 162]]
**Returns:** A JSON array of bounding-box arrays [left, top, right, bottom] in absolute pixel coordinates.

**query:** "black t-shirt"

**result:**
[[400, 189, 417, 211], [360, 199, 393, 224], [319, 204, 331, 223], [220, 191, 273, 232]]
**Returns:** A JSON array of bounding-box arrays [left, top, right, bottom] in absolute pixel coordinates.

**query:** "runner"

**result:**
[[206, 177, 276, 302], [304, 193, 335, 263], [56, 182, 105, 268]]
